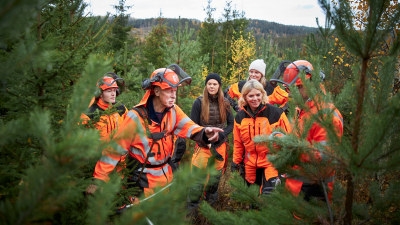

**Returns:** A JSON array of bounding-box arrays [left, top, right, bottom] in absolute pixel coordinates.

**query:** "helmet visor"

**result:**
[[271, 60, 293, 80], [100, 76, 120, 90], [159, 64, 192, 88]]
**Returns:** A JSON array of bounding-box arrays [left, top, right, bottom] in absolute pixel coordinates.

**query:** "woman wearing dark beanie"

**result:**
[[187, 73, 234, 218]]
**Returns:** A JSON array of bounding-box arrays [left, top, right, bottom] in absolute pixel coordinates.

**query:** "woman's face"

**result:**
[[244, 88, 263, 111], [206, 79, 220, 95], [249, 69, 263, 81], [101, 87, 118, 104]]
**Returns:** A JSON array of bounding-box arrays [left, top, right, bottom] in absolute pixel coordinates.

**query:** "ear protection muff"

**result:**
[[270, 60, 293, 87], [94, 78, 104, 98], [284, 62, 313, 86], [142, 65, 192, 90], [141, 72, 163, 90], [296, 65, 312, 75]]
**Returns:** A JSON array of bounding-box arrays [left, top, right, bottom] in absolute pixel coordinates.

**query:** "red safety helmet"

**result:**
[[95, 76, 120, 97], [141, 64, 192, 90], [151, 68, 180, 89], [282, 60, 313, 86], [98, 76, 119, 90]]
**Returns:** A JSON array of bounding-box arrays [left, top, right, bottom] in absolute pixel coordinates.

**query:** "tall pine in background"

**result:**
[[0, 0, 111, 127], [165, 19, 208, 114], [319, 0, 400, 223]]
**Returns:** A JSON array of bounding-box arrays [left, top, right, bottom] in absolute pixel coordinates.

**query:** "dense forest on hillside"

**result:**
[[129, 18, 317, 36], [129, 18, 318, 50], [0, 0, 399, 225]]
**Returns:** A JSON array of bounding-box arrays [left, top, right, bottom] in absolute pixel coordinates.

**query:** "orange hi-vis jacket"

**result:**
[[285, 99, 344, 199], [227, 80, 289, 109], [232, 104, 291, 183], [80, 98, 128, 141], [93, 90, 207, 196]]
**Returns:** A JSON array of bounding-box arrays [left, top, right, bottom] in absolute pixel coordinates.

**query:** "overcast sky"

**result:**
[[84, 0, 327, 28]]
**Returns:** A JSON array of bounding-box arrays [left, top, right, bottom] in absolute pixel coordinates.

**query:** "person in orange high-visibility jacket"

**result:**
[[87, 65, 223, 198], [82, 74, 128, 195], [80, 73, 128, 141], [231, 79, 291, 195], [281, 60, 344, 203], [225, 59, 289, 112]]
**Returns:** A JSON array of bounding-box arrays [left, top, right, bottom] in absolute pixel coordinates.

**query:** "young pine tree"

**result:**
[[199, 0, 400, 224]]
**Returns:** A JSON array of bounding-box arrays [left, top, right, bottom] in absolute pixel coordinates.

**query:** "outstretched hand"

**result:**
[[204, 127, 224, 142]]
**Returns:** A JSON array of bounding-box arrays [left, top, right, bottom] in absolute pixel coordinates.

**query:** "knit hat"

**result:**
[[249, 59, 266, 77], [205, 73, 221, 85]]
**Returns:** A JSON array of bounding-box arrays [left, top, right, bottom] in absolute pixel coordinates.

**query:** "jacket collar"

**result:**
[[244, 104, 266, 117], [97, 98, 111, 110]]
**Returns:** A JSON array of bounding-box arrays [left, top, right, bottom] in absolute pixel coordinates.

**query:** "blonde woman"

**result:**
[[231, 79, 291, 195]]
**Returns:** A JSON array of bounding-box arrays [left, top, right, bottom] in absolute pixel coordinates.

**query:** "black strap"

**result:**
[[131, 106, 168, 177], [132, 106, 150, 124]]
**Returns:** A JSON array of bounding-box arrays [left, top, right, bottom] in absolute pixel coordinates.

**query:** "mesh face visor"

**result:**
[[159, 64, 192, 88], [142, 64, 193, 90], [271, 60, 293, 80], [270, 60, 293, 87], [271, 62, 310, 86], [99, 76, 120, 90], [110, 74, 125, 89]]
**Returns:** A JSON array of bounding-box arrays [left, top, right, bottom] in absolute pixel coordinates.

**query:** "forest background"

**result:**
[[0, 0, 399, 225]]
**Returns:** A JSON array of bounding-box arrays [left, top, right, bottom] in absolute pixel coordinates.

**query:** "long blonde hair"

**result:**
[[201, 85, 229, 123], [238, 80, 269, 108]]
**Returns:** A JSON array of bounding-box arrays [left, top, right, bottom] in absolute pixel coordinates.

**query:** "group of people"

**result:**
[[81, 59, 344, 220]]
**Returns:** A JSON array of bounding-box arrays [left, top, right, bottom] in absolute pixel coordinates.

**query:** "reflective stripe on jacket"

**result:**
[[93, 100, 204, 182]]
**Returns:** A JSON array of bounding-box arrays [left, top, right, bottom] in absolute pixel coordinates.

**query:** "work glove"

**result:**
[[261, 176, 281, 195], [169, 159, 179, 172], [231, 162, 246, 179], [239, 163, 245, 178], [269, 176, 281, 187], [231, 162, 240, 173]]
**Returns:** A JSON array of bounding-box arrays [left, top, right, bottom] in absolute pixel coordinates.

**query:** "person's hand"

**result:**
[[268, 176, 281, 187], [204, 127, 224, 142], [231, 162, 245, 178], [85, 184, 98, 195], [231, 162, 240, 172]]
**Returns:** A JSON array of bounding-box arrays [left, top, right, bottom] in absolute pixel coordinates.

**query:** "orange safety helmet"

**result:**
[[94, 76, 119, 97], [141, 64, 192, 90], [282, 60, 313, 86], [151, 68, 180, 89]]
